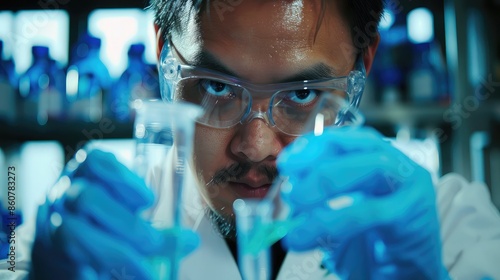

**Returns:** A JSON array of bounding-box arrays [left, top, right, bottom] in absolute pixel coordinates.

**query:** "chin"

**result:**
[[205, 206, 237, 240]]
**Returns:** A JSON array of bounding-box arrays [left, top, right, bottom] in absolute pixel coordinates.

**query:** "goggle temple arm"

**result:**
[[347, 55, 367, 109], [159, 43, 180, 102]]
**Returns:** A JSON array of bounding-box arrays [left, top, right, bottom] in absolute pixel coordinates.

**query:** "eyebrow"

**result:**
[[191, 50, 341, 83]]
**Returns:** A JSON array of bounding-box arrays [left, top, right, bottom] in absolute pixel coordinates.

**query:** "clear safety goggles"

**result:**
[[159, 42, 366, 136]]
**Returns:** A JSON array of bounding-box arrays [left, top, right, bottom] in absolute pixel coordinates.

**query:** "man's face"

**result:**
[[168, 0, 361, 236]]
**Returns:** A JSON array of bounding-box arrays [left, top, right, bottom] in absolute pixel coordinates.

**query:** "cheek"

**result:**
[[193, 126, 231, 181], [278, 135, 297, 157], [192, 126, 237, 214]]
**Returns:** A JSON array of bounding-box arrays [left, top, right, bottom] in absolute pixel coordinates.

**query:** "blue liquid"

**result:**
[[243, 216, 306, 256]]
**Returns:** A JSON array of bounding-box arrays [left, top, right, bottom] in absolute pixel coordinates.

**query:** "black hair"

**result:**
[[337, 0, 384, 51], [149, 0, 384, 53]]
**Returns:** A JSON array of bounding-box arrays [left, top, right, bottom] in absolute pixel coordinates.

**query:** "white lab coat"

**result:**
[[1, 158, 500, 279]]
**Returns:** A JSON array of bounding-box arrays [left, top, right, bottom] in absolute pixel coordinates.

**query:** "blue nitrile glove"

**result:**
[[31, 149, 199, 280], [278, 127, 449, 280]]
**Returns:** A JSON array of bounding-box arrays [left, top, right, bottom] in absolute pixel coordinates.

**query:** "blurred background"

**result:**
[[0, 0, 499, 232]]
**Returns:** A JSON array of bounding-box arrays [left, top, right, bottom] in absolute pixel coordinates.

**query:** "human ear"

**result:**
[[363, 33, 380, 75], [155, 24, 165, 62]]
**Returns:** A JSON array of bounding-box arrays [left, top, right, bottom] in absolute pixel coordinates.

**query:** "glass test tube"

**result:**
[[133, 100, 201, 280]]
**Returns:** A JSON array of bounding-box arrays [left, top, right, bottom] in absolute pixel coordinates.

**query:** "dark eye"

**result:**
[[200, 79, 233, 97], [285, 89, 320, 104]]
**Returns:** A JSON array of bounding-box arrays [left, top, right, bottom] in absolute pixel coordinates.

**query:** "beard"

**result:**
[[206, 207, 237, 240]]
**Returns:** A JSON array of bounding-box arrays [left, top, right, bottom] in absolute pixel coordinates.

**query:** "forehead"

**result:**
[[171, 0, 355, 83], [204, 1, 320, 43]]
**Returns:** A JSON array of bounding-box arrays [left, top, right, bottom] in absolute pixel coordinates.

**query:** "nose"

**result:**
[[230, 115, 283, 163]]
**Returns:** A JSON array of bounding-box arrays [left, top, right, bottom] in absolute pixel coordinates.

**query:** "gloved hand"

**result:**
[[277, 127, 449, 279], [31, 149, 199, 280]]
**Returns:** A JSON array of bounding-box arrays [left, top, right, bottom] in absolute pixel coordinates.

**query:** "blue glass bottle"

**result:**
[[108, 43, 160, 122], [66, 35, 111, 122], [18, 46, 65, 125], [1, 201, 23, 260], [0, 40, 17, 123], [407, 42, 442, 104]]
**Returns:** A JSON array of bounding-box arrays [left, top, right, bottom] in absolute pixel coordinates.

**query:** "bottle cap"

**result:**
[[411, 42, 431, 53], [87, 36, 102, 49], [128, 43, 145, 56], [379, 67, 403, 86], [32, 46, 49, 57]]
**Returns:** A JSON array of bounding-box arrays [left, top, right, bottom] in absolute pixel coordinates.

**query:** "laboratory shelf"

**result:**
[[362, 101, 500, 127], [361, 103, 449, 126], [0, 119, 133, 144], [1, 0, 147, 12], [2, 101, 497, 143]]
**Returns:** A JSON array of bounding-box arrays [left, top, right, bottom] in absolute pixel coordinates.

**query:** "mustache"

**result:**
[[209, 162, 279, 186]]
